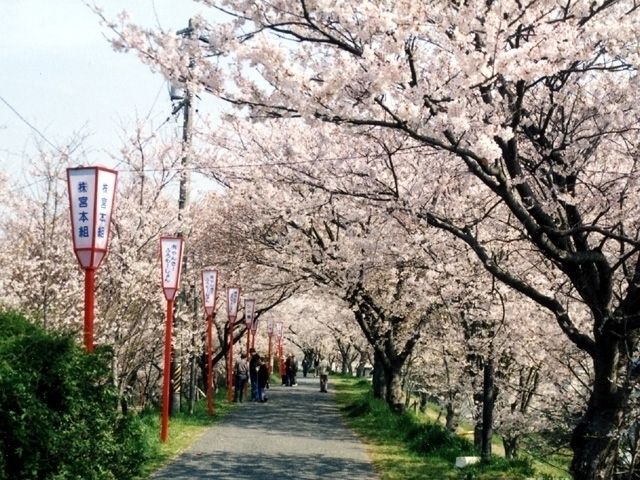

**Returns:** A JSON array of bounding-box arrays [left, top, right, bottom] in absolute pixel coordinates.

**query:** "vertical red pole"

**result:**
[[278, 340, 285, 376], [227, 321, 234, 402], [251, 333, 256, 350], [246, 329, 251, 356], [84, 268, 96, 352], [161, 299, 174, 442], [267, 335, 273, 374], [207, 313, 214, 416]]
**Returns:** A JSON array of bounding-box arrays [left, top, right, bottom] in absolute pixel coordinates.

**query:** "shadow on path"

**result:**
[[152, 376, 377, 480]]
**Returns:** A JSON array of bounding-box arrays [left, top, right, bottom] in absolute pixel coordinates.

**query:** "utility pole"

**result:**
[[178, 22, 193, 214], [171, 18, 194, 416]]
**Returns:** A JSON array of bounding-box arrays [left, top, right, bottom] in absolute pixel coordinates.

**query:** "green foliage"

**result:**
[[334, 377, 537, 480], [460, 457, 534, 479], [405, 420, 476, 460], [0, 311, 151, 480], [341, 390, 476, 461]]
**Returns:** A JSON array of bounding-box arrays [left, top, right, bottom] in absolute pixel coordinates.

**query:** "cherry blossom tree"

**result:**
[[0, 148, 83, 328], [101, 1, 640, 476]]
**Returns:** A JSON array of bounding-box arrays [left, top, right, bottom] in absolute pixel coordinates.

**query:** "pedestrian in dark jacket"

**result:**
[[249, 348, 259, 401], [257, 358, 270, 402], [289, 354, 298, 386]]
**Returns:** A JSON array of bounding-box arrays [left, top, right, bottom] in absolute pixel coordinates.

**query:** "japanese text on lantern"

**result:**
[[163, 244, 178, 285], [245, 299, 255, 327], [95, 183, 110, 243], [227, 288, 240, 318], [67, 168, 117, 252], [203, 270, 217, 312], [160, 237, 183, 301], [69, 172, 96, 249]]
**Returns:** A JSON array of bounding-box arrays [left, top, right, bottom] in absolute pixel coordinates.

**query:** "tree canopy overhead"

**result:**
[[27, 2, 640, 477]]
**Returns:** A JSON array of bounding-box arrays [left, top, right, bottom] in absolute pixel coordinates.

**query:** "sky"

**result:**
[[0, 0, 217, 190]]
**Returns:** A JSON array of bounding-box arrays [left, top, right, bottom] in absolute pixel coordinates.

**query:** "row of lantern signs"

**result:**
[[160, 236, 284, 442], [161, 235, 285, 338], [66, 166, 285, 344], [66, 166, 285, 442]]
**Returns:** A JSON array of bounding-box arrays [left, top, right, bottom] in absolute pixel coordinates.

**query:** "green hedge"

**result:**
[[0, 311, 151, 480]]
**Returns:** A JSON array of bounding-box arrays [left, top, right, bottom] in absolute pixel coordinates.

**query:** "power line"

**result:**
[[0, 95, 68, 157], [111, 142, 432, 174]]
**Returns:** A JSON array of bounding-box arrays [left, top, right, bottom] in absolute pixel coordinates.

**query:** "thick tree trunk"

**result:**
[[418, 391, 428, 413], [445, 401, 458, 433], [481, 357, 497, 460], [341, 359, 349, 374], [474, 422, 482, 450], [372, 350, 386, 399], [570, 340, 628, 479], [570, 395, 623, 479], [386, 368, 406, 413], [503, 436, 519, 460]]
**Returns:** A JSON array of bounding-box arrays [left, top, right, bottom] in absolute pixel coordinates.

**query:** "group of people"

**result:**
[[281, 353, 298, 387], [233, 349, 331, 401], [233, 348, 270, 403]]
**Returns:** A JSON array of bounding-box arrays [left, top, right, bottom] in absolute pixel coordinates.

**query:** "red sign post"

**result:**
[[67, 166, 117, 352], [275, 321, 284, 379], [250, 301, 259, 350], [160, 237, 185, 442], [244, 299, 255, 356], [226, 286, 240, 402], [201, 268, 218, 416], [266, 319, 274, 374]]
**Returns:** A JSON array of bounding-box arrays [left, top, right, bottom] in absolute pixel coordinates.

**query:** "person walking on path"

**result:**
[[302, 357, 310, 377], [151, 376, 377, 480], [289, 353, 299, 386], [249, 348, 259, 401], [257, 357, 269, 402], [317, 357, 330, 392], [284, 354, 292, 386], [233, 352, 249, 402]]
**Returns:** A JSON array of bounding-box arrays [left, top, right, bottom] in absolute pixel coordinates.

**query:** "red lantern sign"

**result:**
[[201, 268, 218, 316], [160, 237, 185, 301], [159, 236, 185, 442], [226, 286, 240, 402], [227, 287, 240, 319], [67, 166, 118, 270], [275, 321, 283, 339], [267, 319, 274, 336], [66, 166, 117, 352], [201, 268, 218, 417], [244, 299, 255, 329]]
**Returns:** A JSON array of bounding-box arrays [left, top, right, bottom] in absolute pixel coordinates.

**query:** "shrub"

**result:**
[[0, 311, 151, 479], [407, 421, 476, 460], [462, 456, 535, 479]]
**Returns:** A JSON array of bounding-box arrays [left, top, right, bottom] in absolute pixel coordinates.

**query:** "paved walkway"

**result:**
[[151, 375, 378, 480]]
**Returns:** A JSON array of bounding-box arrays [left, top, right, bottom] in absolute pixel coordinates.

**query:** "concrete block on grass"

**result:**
[[454, 456, 480, 468]]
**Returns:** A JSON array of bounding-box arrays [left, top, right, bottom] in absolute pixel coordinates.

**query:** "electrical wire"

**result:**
[[0, 95, 69, 157]]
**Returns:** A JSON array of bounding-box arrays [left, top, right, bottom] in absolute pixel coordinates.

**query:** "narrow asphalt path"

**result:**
[[151, 375, 378, 480]]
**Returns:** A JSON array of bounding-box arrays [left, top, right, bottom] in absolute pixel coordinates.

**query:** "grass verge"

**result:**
[[334, 377, 543, 480]]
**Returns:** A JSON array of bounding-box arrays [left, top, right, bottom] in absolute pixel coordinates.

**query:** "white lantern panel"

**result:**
[[202, 269, 218, 315], [68, 169, 97, 250], [227, 287, 240, 317], [93, 169, 117, 250], [161, 237, 184, 299]]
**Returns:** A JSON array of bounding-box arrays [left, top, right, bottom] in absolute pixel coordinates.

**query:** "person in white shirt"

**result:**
[[317, 358, 330, 393]]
